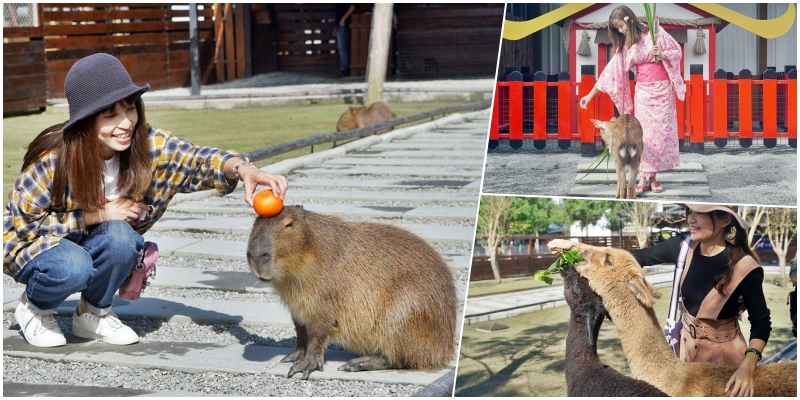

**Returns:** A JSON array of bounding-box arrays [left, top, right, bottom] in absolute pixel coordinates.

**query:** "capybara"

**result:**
[[590, 114, 643, 199], [336, 101, 396, 133], [246, 206, 458, 379]]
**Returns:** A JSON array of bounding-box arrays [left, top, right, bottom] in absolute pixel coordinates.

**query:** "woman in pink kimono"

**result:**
[[579, 5, 685, 194]]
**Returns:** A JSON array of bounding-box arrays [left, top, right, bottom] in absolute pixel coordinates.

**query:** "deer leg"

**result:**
[[615, 163, 626, 199], [628, 161, 640, 199]]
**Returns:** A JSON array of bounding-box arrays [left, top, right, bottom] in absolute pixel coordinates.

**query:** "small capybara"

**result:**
[[335, 101, 396, 133], [246, 206, 458, 379]]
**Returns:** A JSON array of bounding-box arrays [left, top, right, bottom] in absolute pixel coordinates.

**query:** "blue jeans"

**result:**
[[14, 221, 143, 314], [337, 25, 350, 70]]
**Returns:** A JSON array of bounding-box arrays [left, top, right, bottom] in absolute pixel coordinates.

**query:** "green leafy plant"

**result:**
[[642, 3, 658, 62], [578, 147, 611, 181], [533, 248, 586, 285]]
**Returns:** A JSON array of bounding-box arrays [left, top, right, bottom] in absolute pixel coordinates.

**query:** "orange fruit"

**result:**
[[253, 189, 284, 217]]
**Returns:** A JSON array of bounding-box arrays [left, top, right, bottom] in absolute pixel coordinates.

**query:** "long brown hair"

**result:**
[[690, 209, 760, 294], [607, 5, 648, 55], [22, 95, 152, 211]]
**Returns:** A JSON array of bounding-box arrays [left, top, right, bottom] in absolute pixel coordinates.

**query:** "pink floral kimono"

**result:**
[[595, 25, 685, 178]]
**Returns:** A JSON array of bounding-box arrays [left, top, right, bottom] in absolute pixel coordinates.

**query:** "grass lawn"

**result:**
[[467, 268, 669, 297], [455, 274, 797, 397], [2, 100, 467, 207]]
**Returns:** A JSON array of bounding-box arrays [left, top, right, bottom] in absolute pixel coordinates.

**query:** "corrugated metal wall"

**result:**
[[533, 3, 796, 76]]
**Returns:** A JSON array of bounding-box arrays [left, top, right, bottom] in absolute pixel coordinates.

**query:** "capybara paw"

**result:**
[[287, 356, 324, 379], [280, 349, 305, 364], [337, 355, 392, 372]]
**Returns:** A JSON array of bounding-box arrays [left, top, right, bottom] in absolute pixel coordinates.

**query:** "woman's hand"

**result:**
[[85, 198, 148, 225], [724, 354, 758, 396], [579, 95, 592, 110], [548, 239, 575, 254], [652, 46, 665, 61], [238, 164, 289, 206]]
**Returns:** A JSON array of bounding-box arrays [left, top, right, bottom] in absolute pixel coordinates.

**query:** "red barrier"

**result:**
[[490, 64, 797, 152]]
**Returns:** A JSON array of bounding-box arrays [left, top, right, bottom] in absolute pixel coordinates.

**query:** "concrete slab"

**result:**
[[348, 150, 484, 158], [566, 185, 711, 198], [3, 330, 448, 386], [574, 172, 708, 184], [294, 165, 481, 178], [3, 382, 198, 397], [169, 186, 480, 206], [402, 206, 477, 220], [323, 158, 482, 167], [147, 216, 250, 235], [142, 237, 202, 257], [369, 142, 485, 151], [154, 266, 273, 293], [173, 239, 249, 261], [164, 203, 475, 221], [286, 177, 479, 190], [576, 161, 704, 172]]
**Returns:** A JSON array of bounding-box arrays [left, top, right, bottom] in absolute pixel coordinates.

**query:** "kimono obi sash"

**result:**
[[637, 61, 669, 82]]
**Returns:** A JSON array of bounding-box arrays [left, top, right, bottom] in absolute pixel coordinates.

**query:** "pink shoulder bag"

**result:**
[[118, 241, 158, 300]]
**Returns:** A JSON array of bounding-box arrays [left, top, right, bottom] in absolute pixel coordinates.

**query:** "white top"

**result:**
[[103, 154, 121, 202]]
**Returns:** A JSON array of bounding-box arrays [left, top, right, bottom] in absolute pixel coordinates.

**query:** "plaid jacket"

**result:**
[[3, 126, 240, 277]]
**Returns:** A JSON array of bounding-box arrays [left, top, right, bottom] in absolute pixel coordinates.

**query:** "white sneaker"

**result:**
[[14, 295, 67, 347], [72, 309, 139, 345]]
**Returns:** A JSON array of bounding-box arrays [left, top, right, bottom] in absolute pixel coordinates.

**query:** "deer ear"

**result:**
[[627, 276, 661, 308], [590, 119, 605, 129]]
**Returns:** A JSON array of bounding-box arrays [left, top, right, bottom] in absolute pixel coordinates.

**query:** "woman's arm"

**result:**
[[724, 338, 766, 397], [222, 157, 288, 206]]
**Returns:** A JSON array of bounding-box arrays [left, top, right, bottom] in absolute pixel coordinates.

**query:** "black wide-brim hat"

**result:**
[[62, 53, 150, 132]]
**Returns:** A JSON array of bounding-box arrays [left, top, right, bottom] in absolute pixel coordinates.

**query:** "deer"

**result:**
[[590, 114, 643, 199]]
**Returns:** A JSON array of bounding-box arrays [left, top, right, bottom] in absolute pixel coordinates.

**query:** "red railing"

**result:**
[[488, 65, 797, 155]]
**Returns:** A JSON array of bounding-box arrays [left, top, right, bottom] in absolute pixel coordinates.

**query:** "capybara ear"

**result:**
[[590, 119, 604, 129], [627, 276, 656, 308]]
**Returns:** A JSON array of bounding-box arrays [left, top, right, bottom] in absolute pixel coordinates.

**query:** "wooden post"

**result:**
[[579, 65, 596, 157], [557, 71, 571, 149], [713, 69, 727, 148], [213, 3, 225, 83], [762, 68, 777, 148], [689, 64, 705, 154], [789, 69, 797, 148], [508, 71, 523, 149], [189, 3, 201, 96], [738, 69, 753, 148], [533, 71, 547, 149], [365, 3, 393, 105]]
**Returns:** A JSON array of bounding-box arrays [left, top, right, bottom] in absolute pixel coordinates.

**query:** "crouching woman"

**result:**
[[3, 53, 288, 348]]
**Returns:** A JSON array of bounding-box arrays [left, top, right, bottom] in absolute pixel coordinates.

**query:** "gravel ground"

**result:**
[[2, 356, 421, 397], [482, 143, 797, 206]]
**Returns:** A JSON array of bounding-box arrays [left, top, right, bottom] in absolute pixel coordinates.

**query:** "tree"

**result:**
[[765, 207, 797, 287], [476, 195, 515, 283], [507, 197, 561, 253], [619, 201, 659, 248], [738, 205, 768, 249], [562, 199, 623, 236]]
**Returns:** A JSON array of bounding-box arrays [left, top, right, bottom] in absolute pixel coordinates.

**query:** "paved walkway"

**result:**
[[4, 81, 491, 396]]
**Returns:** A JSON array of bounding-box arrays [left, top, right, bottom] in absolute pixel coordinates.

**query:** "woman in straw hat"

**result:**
[[549, 203, 770, 397], [4, 53, 288, 348]]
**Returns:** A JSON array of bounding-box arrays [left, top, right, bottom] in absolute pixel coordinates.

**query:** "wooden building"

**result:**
[[3, 3, 504, 115]]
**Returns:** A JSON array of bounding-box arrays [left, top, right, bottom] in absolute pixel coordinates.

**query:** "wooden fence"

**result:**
[[488, 64, 797, 154], [470, 234, 797, 281], [3, 3, 218, 114]]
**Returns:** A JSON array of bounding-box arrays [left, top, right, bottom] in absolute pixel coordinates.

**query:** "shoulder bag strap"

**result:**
[[666, 236, 692, 330]]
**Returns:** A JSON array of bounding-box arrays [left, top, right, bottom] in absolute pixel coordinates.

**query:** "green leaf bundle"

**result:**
[[533, 248, 586, 285], [642, 3, 657, 62]]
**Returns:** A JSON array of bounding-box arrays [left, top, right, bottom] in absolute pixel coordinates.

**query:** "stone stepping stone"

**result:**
[[323, 158, 481, 167], [348, 150, 484, 158], [2, 329, 451, 386], [294, 165, 481, 178], [574, 172, 708, 184], [165, 202, 476, 221], [369, 142, 485, 151], [286, 177, 481, 190], [566, 185, 711, 198], [223, 189, 479, 203], [575, 161, 704, 172]]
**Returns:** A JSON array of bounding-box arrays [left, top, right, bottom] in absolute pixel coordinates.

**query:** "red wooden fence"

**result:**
[[488, 64, 798, 155]]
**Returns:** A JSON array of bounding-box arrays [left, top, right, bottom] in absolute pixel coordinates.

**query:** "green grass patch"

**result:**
[[3, 101, 465, 207], [455, 274, 796, 397], [468, 275, 565, 297]]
